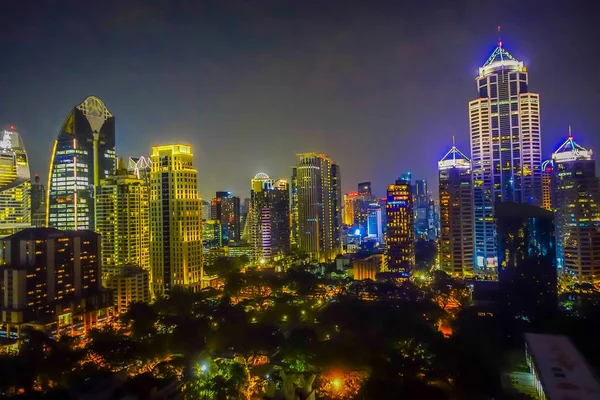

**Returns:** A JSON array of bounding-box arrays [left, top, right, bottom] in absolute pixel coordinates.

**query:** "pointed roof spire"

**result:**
[[552, 125, 593, 163], [439, 138, 470, 170]]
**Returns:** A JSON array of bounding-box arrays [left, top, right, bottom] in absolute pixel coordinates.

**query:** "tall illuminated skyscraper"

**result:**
[[96, 158, 149, 270], [292, 153, 341, 261], [47, 96, 116, 231], [249, 173, 290, 260], [211, 191, 241, 245], [0, 128, 31, 236], [385, 174, 415, 276], [469, 41, 542, 272], [149, 144, 203, 296], [343, 192, 358, 226], [552, 132, 600, 282], [438, 144, 474, 277], [541, 159, 554, 211]]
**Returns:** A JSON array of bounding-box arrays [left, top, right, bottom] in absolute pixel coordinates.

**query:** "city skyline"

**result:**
[[1, 1, 599, 201]]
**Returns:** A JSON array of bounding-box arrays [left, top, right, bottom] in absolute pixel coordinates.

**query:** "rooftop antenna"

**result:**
[[452, 135, 456, 162], [568, 124, 572, 138], [497, 25, 502, 48]]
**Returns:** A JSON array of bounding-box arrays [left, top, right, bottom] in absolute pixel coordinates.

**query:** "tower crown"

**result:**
[[479, 42, 524, 77]]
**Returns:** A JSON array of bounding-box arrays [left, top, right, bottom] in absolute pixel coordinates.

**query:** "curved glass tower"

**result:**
[[46, 96, 116, 231], [0, 128, 31, 236]]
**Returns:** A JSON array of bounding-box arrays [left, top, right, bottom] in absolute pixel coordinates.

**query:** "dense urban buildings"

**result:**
[[552, 133, 600, 282], [95, 158, 150, 270], [385, 174, 415, 276], [0, 128, 31, 237], [248, 173, 290, 260], [438, 143, 474, 278], [469, 42, 542, 273], [211, 191, 241, 245], [0, 228, 113, 339], [292, 153, 341, 262], [46, 96, 116, 231], [149, 144, 203, 296]]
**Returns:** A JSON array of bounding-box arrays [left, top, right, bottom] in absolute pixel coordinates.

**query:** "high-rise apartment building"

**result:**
[[343, 192, 358, 226], [211, 191, 241, 244], [541, 159, 554, 211], [469, 42, 542, 272], [438, 144, 474, 278], [552, 133, 600, 282], [0, 228, 113, 340], [96, 159, 149, 270], [249, 173, 290, 260], [331, 164, 342, 252], [149, 144, 203, 296], [47, 96, 116, 231], [385, 174, 415, 276], [292, 153, 341, 261], [367, 203, 383, 243], [0, 128, 31, 236]]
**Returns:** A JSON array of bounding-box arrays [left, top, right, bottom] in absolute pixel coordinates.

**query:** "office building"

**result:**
[[203, 220, 223, 250], [149, 144, 203, 296], [385, 174, 415, 276], [103, 266, 150, 314], [469, 41, 542, 272], [0, 128, 31, 236], [367, 203, 383, 243], [95, 158, 149, 270], [496, 202, 557, 315], [331, 164, 343, 252], [211, 191, 241, 244], [249, 173, 290, 260], [438, 144, 474, 277], [292, 153, 341, 262], [47, 96, 116, 231], [0, 228, 113, 340], [30, 174, 46, 228], [541, 160, 554, 211], [552, 133, 600, 282], [343, 192, 358, 226]]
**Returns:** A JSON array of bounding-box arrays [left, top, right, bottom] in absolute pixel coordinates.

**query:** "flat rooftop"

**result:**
[[525, 333, 600, 400]]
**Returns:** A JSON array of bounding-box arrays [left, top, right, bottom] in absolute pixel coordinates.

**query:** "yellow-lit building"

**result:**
[[96, 158, 149, 272], [385, 174, 415, 276], [0, 128, 31, 237], [343, 192, 358, 226], [352, 254, 386, 281], [149, 144, 203, 296], [103, 265, 150, 313], [541, 160, 554, 211]]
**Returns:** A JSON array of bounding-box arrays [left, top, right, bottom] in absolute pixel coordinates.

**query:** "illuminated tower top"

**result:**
[[479, 40, 524, 77], [438, 141, 471, 170], [552, 127, 593, 163]]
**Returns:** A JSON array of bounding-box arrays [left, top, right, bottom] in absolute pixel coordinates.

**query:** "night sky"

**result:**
[[1, 0, 599, 200]]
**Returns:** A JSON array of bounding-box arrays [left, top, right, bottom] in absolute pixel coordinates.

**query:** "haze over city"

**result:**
[[2, 0, 599, 200]]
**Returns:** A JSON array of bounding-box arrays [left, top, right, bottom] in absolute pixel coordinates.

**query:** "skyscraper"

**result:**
[[367, 203, 383, 243], [211, 191, 241, 245], [469, 41, 542, 271], [0, 128, 31, 236], [343, 192, 358, 226], [414, 179, 430, 239], [96, 158, 149, 270], [438, 143, 474, 278], [149, 144, 203, 296], [541, 159, 554, 211], [30, 174, 46, 228], [249, 173, 290, 260], [331, 164, 343, 252], [292, 153, 341, 261], [552, 132, 600, 282], [47, 96, 116, 231], [385, 174, 415, 276]]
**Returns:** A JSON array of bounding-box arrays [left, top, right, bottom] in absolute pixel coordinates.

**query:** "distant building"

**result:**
[[352, 254, 386, 281], [358, 182, 371, 196], [552, 132, 600, 282], [292, 153, 341, 261], [367, 203, 383, 243], [524, 333, 600, 400], [470, 42, 542, 272], [343, 192, 358, 226], [201, 199, 211, 221], [0, 228, 114, 341], [150, 144, 203, 296], [103, 266, 150, 314], [203, 219, 223, 250], [438, 143, 474, 277], [30, 174, 46, 228], [96, 159, 149, 271], [0, 128, 31, 236], [211, 191, 241, 244], [541, 159, 554, 211], [249, 173, 290, 260], [385, 174, 415, 276], [47, 96, 116, 231], [496, 202, 557, 316]]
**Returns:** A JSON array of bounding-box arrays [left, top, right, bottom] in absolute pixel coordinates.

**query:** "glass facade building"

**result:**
[[385, 174, 415, 276], [46, 96, 116, 231]]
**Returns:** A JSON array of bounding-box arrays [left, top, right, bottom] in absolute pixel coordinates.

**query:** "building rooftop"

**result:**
[[438, 143, 470, 170], [1, 227, 97, 241], [482, 42, 518, 67], [552, 130, 593, 163], [525, 333, 600, 400]]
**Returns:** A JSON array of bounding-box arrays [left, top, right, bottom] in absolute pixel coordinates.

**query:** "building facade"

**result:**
[[0, 128, 31, 236], [0, 228, 113, 340], [469, 42, 542, 272], [30, 174, 46, 228], [103, 266, 150, 314], [541, 159, 554, 211], [385, 175, 415, 276], [438, 144, 474, 277], [211, 191, 241, 245], [149, 144, 203, 296], [552, 133, 600, 282], [47, 96, 116, 231], [96, 159, 149, 270], [292, 153, 341, 262]]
